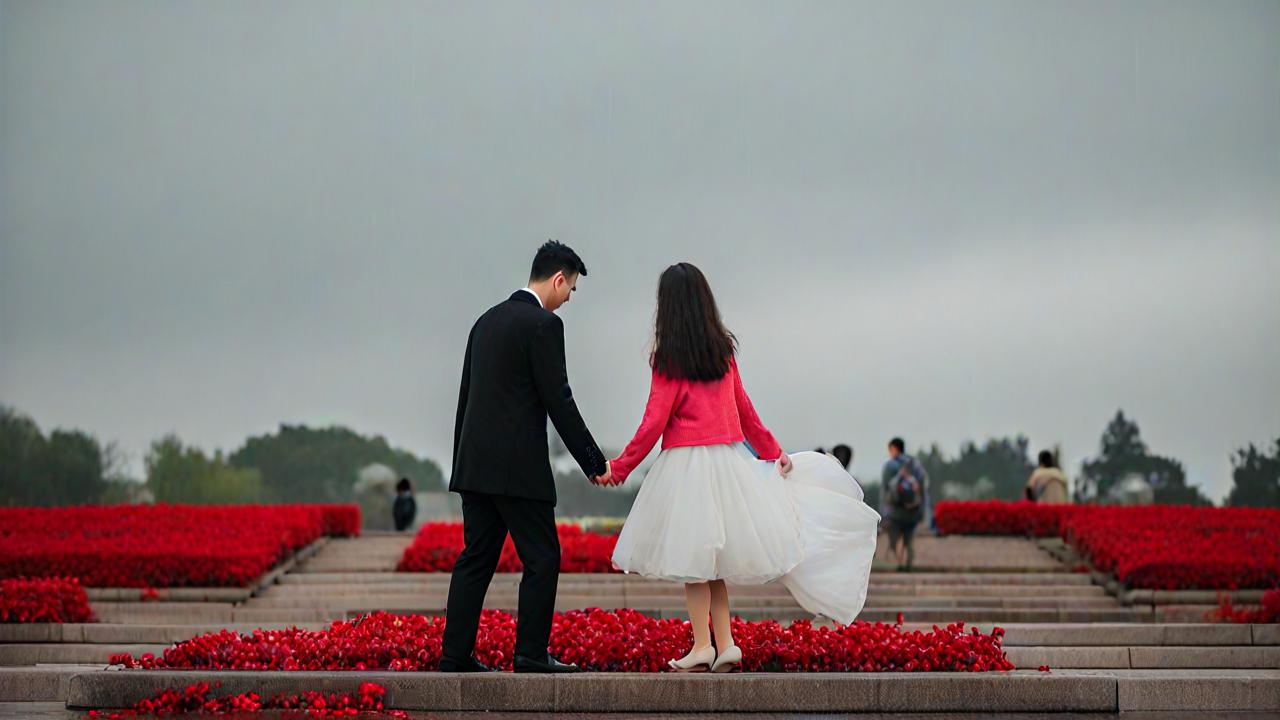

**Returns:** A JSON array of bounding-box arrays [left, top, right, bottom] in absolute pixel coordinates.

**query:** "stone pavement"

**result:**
[[4, 704, 1279, 720], [1, 531, 1276, 714]]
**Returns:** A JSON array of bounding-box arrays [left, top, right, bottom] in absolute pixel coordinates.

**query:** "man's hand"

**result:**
[[592, 460, 614, 486]]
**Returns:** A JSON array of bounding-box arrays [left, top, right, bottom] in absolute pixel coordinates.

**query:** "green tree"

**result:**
[[1, 407, 45, 505], [229, 424, 444, 503], [0, 406, 108, 506], [40, 430, 107, 506], [916, 436, 1035, 501], [1079, 410, 1210, 505], [145, 434, 263, 504], [1226, 439, 1280, 507]]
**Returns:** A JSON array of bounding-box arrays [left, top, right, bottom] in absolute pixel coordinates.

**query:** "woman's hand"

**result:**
[[592, 460, 616, 486], [777, 452, 793, 477]]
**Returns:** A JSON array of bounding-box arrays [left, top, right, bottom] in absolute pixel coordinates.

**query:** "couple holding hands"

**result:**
[[444, 241, 879, 674]]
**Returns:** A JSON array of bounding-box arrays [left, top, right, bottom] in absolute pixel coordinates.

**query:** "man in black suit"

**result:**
[[441, 241, 613, 674]]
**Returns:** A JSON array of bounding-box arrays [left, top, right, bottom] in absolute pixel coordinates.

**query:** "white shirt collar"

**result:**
[[519, 287, 544, 308]]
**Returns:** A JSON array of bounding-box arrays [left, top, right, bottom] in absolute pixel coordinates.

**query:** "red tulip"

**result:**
[[934, 501, 1280, 591], [0, 505, 360, 589], [0, 577, 94, 623]]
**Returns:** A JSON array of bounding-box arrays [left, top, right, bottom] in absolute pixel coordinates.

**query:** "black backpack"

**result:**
[[889, 462, 922, 509]]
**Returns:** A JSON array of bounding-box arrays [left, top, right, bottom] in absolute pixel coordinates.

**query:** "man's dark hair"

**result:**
[[396, 477, 412, 492], [530, 240, 587, 281], [1037, 450, 1056, 468], [888, 437, 905, 453], [831, 444, 853, 469]]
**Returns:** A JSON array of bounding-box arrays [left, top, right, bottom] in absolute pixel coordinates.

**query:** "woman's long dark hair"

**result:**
[[650, 263, 737, 381]]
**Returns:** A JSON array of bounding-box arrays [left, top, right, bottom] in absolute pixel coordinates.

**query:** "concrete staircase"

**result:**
[[0, 531, 1276, 715]]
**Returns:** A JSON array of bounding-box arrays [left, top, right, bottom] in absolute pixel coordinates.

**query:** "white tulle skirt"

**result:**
[[611, 443, 881, 625]]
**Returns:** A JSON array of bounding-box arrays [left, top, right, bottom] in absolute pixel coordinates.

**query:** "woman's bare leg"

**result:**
[[709, 579, 734, 650], [684, 581, 712, 650]]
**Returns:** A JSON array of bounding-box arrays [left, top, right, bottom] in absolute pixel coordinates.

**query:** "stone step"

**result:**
[[83, 606, 1160, 626], [0, 666, 102, 702], [1157, 605, 1226, 623], [0, 623, 329, 645], [84, 588, 251, 603], [0, 645, 168, 666], [243, 594, 1124, 610], [302, 553, 407, 560], [85, 599, 1154, 624], [0, 702, 76, 719], [5, 643, 1275, 670], [89, 603, 234, 624], [259, 581, 1110, 598], [279, 570, 1096, 585], [985, 623, 1277, 647], [301, 606, 1157, 624], [1004, 645, 1280, 669], [90, 605, 335, 624], [4, 623, 1270, 648], [61, 669, 1280, 713], [1122, 589, 1269, 606], [305, 549, 409, 555], [300, 561, 405, 568]]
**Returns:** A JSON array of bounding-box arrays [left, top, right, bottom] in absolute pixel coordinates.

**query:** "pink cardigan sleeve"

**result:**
[[731, 357, 782, 460], [609, 368, 680, 484]]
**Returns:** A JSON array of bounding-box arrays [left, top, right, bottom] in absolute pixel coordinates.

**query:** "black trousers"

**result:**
[[441, 491, 560, 662]]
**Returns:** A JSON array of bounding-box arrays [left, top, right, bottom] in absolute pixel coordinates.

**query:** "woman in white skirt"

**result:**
[[608, 262, 881, 673]]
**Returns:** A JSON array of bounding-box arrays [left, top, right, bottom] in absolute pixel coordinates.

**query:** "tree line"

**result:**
[[2, 404, 1276, 510], [0, 406, 444, 507], [898, 410, 1277, 507]]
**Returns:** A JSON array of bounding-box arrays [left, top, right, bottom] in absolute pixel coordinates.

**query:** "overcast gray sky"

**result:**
[[2, 0, 1277, 501]]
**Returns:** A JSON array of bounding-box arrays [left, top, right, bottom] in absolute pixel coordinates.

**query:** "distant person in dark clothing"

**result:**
[[831, 444, 853, 471], [393, 477, 417, 531], [881, 437, 929, 571]]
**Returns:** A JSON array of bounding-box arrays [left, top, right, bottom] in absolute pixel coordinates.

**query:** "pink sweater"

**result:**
[[609, 356, 782, 484]]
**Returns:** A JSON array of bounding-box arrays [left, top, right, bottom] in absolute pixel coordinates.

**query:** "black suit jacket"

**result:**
[[449, 290, 607, 504]]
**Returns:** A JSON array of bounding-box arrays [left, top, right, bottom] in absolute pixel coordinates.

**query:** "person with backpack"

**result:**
[[881, 437, 929, 571]]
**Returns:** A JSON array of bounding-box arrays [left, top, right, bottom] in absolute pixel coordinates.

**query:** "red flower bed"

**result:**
[[397, 522, 619, 573], [934, 501, 1280, 590], [0, 504, 360, 588], [88, 681, 407, 719], [109, 609, 1014, 673], [1209, 589, 1280, 624], [315, 504, 362, 538], [1062, 506, 1280, 590], [0, 577, 95, 623], [934, 500, 1076, 537]]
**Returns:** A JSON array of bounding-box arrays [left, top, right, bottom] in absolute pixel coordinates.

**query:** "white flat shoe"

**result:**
[[668, 645, 716, 672], [711, 645, 742, 673]]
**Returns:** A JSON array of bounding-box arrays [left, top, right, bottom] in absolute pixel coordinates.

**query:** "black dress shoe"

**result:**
[[439, 655, 496, 673], [514, 654, 581, 673]]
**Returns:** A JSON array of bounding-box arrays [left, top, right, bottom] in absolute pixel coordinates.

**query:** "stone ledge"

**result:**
[[0, 644, 169, 666], [1128, 646, 1280, 669], [62, 669, 1280, 712], [992, 623, 1254, 647], [1253, 624, 1280, 645], [0, 666, 103, 702], [1005, 646, 1130, 669], [68, 669, 1276, 713], [1113, 670, 1280, 712], [86, 588, 250, 603], [7, 621, 1262, 649]]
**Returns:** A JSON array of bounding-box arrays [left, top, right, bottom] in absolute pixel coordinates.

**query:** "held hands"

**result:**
[[592, 460, 618, 487], [777, 451, 793, 478]]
